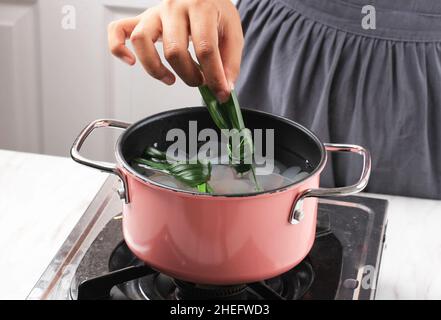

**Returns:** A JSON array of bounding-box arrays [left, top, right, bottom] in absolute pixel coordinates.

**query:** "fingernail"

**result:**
[[228, 81, 235, 90], [161, 75, 175, 85], [216, 90, 230, 103], [122, 56, 134, 65]]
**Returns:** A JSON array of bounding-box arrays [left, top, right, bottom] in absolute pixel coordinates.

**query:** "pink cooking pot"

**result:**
[[71, 107, 370, 285]]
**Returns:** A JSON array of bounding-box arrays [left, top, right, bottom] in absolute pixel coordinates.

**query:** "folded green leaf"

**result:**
[[132, 147, 213, 192], [199, 86, 261, 191], [144, 146, 167, 160], [198, 86, 231, 130], [132, 157, 168, 171], [221, 90, 245, 130]]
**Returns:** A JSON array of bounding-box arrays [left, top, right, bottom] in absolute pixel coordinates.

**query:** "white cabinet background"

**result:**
[[0, 0, 203, 162]]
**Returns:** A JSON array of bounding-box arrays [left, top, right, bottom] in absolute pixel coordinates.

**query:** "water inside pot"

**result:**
[[131, 142, 313, 195]]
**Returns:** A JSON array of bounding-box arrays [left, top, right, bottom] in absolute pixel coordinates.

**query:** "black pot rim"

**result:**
[[115, 106, 327, 198]]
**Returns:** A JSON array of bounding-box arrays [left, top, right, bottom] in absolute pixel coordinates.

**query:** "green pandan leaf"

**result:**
[[198, 86, 231, 130], [199, 86, 261, 191], [132, 157, 168, 171], [197, 182, 214, 193], [132, 147, 213, 193], [221, 90, 246, 130], [169, 161, 212, 187], [144, 146, 167, 160]]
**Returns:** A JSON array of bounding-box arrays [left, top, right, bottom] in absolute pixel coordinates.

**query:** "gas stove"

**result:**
[[27, 176, 387, 300]]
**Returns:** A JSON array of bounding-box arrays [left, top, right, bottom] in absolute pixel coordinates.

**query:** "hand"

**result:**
[[107, 0, 244, 102]]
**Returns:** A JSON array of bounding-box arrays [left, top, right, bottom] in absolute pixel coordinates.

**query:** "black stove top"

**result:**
[[69, 196, 387, 300]]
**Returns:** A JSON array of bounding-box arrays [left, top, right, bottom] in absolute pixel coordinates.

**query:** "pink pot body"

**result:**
[[71, 116, 370, 285], [121, 167, 321, 285]]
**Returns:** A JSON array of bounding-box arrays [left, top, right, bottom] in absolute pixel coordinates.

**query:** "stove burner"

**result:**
[[174, 281, 248, 300], [75, 240, 316, 300], [109, 240, 316, 300], [74, 238, 323, 300], [70, 205, 375, 300]]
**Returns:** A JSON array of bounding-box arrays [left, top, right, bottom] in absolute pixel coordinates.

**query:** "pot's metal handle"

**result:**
[[289, 143, 371, 224], [71, 119, 131, 203]]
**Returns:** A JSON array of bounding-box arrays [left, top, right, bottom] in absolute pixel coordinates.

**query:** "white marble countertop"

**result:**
[[371, 193, 441, 299], [0, 149, 108, 300], [0, 149, 440, 300]]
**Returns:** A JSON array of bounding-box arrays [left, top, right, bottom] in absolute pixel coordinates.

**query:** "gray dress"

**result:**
[[236, 0, 441, 199]]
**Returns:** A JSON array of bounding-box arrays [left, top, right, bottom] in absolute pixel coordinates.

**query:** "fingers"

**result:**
[[161, 5, 203, 87], [189, 3, 230, 102], [108, 0, 243, 94], [107, 17, 139, 65], [130, 11, 176, 85], [219, 8, 244, 88]]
